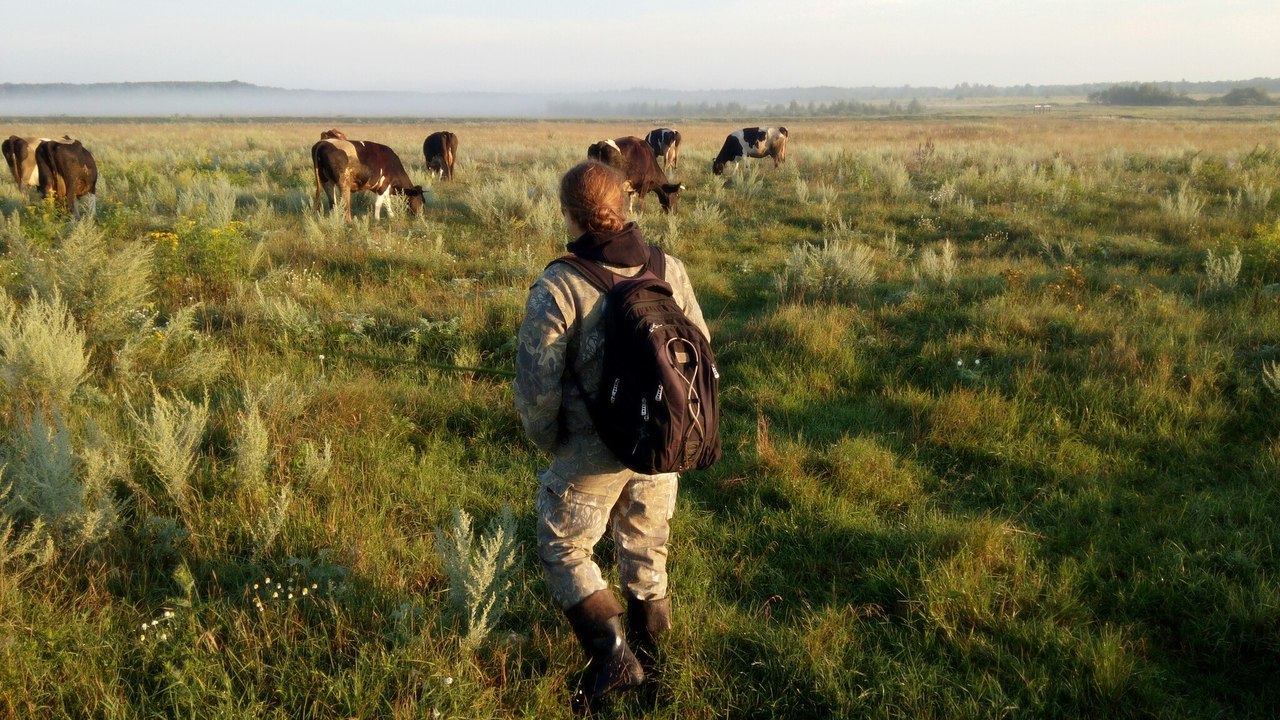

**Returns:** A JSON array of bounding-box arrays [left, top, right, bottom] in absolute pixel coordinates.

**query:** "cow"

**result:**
[[320, 128, 349, 141], [712, 126, 789, 175], [3, 136, 48, 191], [35, 138, 98, 218], [586, 138, 626, 171], [644, 128, 681, 174], [312, 137, 424, 220], [423, 131, 459, 181], [587, 136, 683, 213]]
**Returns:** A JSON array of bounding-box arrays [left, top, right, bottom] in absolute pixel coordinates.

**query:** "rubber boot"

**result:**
[[625, 595, 672, 673], [565, 590, 645, 715]]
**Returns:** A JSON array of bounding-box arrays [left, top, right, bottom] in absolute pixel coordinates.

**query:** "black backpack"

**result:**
[[553, 248, 721, 474]]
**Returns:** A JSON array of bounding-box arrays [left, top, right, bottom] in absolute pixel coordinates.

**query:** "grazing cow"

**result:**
[[644, 128, 681, 174], [587, 136, 683, 213], [586, 138, 626, 171], [35, 138, 98, 217], [312, 137, 424, 220], [712, 126, 789, 175], [423, 131, 459, 181], [3, 136, 48, 191]]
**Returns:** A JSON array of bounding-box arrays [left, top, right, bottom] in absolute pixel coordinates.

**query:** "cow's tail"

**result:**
[[444, 134, 456, 180], [312, 146, 325, 213]]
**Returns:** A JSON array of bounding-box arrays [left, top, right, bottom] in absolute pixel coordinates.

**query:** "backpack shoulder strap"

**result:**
[[548, 254, 615, 293], [645, 246, 667, 280], [548, 246, 666, 289]]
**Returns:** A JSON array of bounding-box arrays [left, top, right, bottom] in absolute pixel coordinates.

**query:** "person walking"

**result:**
[[514, 160, 711, 713]]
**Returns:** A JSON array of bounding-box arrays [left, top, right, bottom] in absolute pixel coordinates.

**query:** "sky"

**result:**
[[2, 0, 1275, 93]]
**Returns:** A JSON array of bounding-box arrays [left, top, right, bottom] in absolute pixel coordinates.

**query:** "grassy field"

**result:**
[[0, 111, 1278, 719]]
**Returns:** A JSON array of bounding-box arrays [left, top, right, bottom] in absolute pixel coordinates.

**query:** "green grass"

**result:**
[[0, 115, 1278, 718]]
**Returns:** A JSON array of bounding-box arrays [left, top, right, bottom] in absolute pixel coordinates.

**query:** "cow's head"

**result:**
[[712, 159, 726, 176], [402, 185, 425, 216], [658, 183, 685, 213]]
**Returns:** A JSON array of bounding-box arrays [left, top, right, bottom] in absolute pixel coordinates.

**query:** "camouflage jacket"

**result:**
[[514, 254, 710, 461]]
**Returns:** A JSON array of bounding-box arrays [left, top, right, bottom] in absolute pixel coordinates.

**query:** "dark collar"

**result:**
[[566, 222, 650, 266]]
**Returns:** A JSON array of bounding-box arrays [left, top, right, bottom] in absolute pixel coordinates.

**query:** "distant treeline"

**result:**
[[546, 98, 927, 118], [3, 78, 1279, 118], [1088, 83, 1278, 106]]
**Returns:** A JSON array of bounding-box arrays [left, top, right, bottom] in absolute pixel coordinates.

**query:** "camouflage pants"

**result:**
[[535, 460, 679, 610]]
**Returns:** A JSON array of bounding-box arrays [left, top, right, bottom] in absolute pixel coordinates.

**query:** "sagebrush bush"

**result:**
[[466, 174, 536, 225], [6, 221, 153, 358], [130, 389, 209, 517], [435, 506, 519, 649], [914, 239, 957, 287], [295, 438, 332, 485], [1160, 181, 1205, 223], [872, 155, 912, 198], [252, 285, 320, 343], [177, 178, 239, 228], [249, 484, 292, 560], [233, 398, 271, 487], [115, 304, 228, 393], [0, 511, 55, 587], [0, 290, 89, 410], [775, 239, 876, 304], [1, 408, 120, 545], [1203, 246, 1243, 292], [1262, 360, 1280, 398]]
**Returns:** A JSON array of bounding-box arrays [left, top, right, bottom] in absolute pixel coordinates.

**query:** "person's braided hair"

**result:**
[[560, 161, 627, 234]]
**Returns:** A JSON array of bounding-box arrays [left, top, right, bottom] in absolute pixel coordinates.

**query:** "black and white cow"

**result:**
[[644, 128, 681, 174], [312, 137, 424, 220], [3, 136, 47, 191], [35, 138, 97, 217], [587, 136, 684, 213], [423, 131, 459, 181], [712, 126, 789, 175]]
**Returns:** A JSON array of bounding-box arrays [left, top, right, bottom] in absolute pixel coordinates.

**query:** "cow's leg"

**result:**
[[323, 183, 336, 213], [57, 175, 71, 214], [374, 187, 393, 220], [314, 168, 326, 214], [343, 186, 353, 222]]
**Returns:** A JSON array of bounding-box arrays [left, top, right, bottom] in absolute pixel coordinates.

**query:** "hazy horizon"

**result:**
[[3, 1, 1274, 94]]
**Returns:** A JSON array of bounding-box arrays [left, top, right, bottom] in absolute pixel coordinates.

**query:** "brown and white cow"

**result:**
[[320, 128, 349, 141], [3, 136, 48, 191], [423, 131, 459, 181], [36, 138, 98, 217], [712, 126, 789, 175], [312, 136, 424, 220], [644, 128, 681, 174], [587, 136, 683, 213]]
